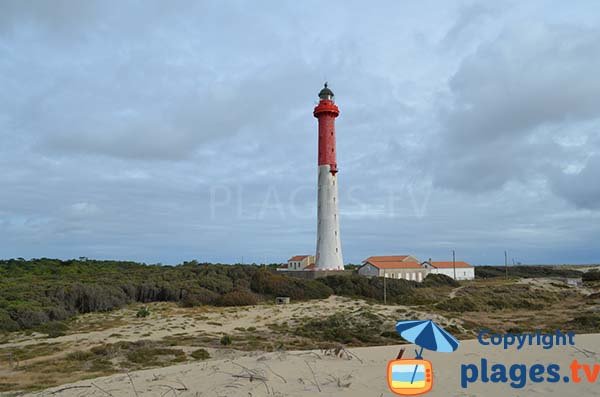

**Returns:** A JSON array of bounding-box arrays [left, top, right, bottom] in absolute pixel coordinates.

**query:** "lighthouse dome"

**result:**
[[318, 83, 334, 100]]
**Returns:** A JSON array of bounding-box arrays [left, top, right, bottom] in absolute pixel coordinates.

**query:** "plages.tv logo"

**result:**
[[387, 320, 460, 396]]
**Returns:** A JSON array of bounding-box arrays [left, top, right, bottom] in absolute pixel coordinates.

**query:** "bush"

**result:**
[[0, 310, 19, 332], [583, 270, 600, 282], [11, 307, 49, 329], [475, 265, 583, 279], [180, 288, 219, 307], [568, 314, 600, 331], [250, 270, 332, 300], [422, 274, 459, 288], [293, 311, 401, 346], [436, 297, 479, 312], [136, 307, 150, 318], [216, 290, 258, 306], [220, 335, 232, 346], [126, 347, 186, 365], [191, 348, 210, 360], [318, 275, 416, 303], [35, 321, 69, 338]]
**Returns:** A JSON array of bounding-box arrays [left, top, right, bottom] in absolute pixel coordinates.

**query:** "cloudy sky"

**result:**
[[1, 1, 600, 265]]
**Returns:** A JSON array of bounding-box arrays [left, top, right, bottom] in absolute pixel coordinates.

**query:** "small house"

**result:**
[[277, 255, 315, 271], [358, 255, 428, 281], [421, 260, 475, 280]]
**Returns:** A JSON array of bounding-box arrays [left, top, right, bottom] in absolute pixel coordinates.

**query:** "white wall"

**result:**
[[316, 165, 344, 270], [429, 267, 474, 280]]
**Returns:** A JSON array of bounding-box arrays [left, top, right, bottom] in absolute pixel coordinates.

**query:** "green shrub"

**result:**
[[422, 274, 459, 288], [136, 307, 150, 318], [475, 265, 583, 279], [220, 335, 232, 346], [191, 348, 210, 360], [568, 314, 600, 330], [250, 270, 332, 300], [436, 297, 479, 312], [293, 311, 400, 346], [126, 347, 186, 365], [318, 275, 416, 303], [35, 321, 69, 338], [0, 310, 19, 332], [583, 270, 600, 282], [180, 288, 219, 307], [216, 290, 258, 306]]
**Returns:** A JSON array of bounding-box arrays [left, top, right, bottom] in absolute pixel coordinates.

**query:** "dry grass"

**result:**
[[0, 277, 597, 394]]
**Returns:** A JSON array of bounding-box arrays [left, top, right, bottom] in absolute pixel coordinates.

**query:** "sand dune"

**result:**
[[20, 334, 600, 397]]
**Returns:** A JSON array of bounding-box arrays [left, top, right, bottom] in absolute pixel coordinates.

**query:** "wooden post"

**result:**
[[383, 272, 387, 305], [452, 250, 456, 280]]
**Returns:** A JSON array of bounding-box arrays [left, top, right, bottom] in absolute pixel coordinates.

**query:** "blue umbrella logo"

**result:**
[[395, 320, 459, 384]]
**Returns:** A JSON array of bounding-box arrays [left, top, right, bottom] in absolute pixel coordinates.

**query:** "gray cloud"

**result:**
[[433, 22, 600, 204], [1, 1, 600, 265]]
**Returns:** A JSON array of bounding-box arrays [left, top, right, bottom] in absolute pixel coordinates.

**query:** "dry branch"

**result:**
[[304, 360, 321, 392], [127, 373, 139, 397], [50, 385, 92, 394]]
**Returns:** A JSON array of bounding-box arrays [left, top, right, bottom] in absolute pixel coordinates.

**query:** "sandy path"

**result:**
[[18, 334, 600, 397]]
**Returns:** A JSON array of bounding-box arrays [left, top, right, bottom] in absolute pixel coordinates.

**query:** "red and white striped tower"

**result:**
[[313, 83, 344, 270]]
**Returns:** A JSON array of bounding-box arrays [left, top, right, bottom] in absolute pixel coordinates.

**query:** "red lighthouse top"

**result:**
[[314, 83, 340, 174]]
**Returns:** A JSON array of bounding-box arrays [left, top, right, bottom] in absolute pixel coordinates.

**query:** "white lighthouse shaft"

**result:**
[[316, 164, 344, 270]]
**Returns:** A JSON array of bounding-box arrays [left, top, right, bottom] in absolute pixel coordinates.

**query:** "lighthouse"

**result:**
[[314, 83, 344, 271]]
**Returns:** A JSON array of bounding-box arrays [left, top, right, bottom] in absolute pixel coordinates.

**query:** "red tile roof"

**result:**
[[363, 255, 419, 263], [364, 258, 423, 270], [279, 264, 288, 269], [429, 261, 473, 269], [304, 263, 316, 270], [288, 255, 310, 262]]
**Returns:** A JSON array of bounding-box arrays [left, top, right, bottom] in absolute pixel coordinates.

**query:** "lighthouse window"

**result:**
[[336, 248, 338, 253]]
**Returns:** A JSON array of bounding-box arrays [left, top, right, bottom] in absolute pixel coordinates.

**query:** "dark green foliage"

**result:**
[[422, 274, 460, 288], [250, 270, 332, 300], [583, 270, 600, 282], [435, 297, 479, 312], [136, 307, 150, 318], [0, 310, 20, 332], [126, 346, 186, 365], [293, 311, 401, 345], [190, 348, 210, 360], [88, 340, 185, 367], [568, 313, 600, 332], [220, 335, 232, 346], [475, 265, 583, 279], [318, 275, 417, 303], [34, 321, 69, 338], [0, 259, 334, 332], [180, 288, 219, 307], [216, 290, 258, 306]]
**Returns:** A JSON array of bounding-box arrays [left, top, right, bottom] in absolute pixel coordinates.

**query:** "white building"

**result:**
[[277, 255, 315, 271], [421, 260, 475, 280], [358, 255, 428, 281]]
